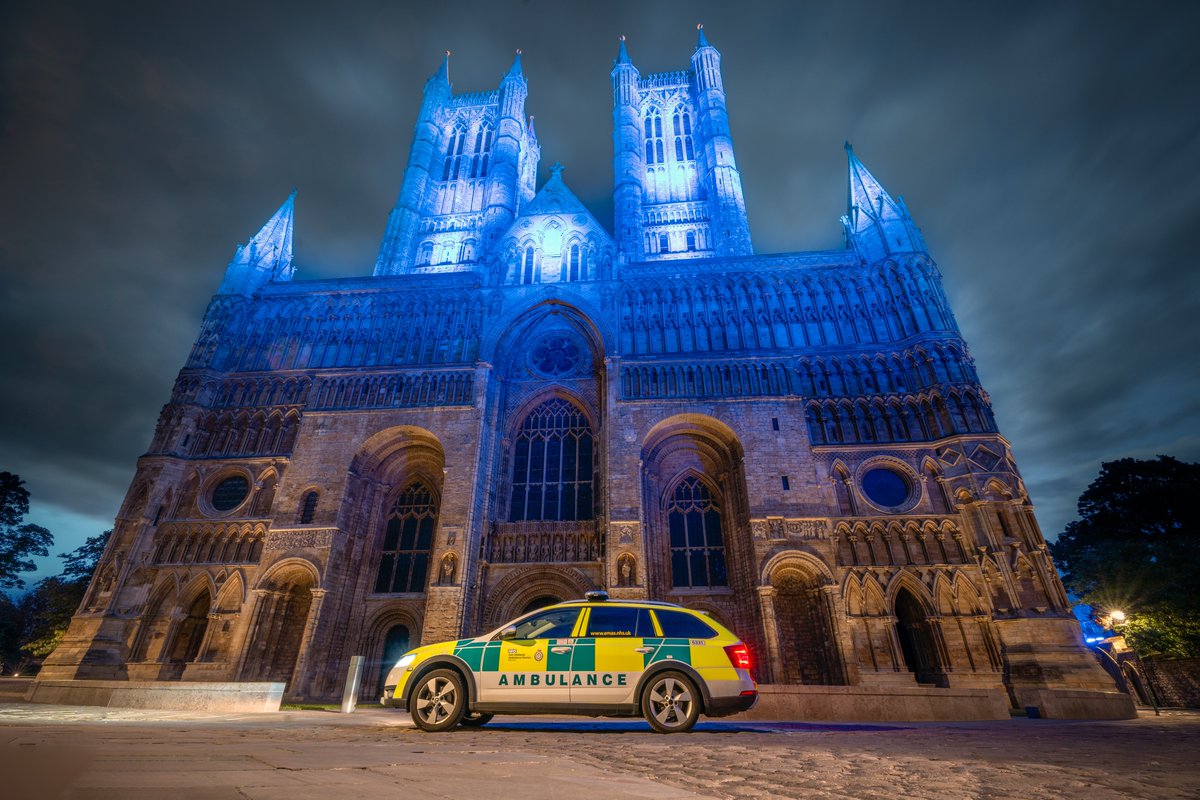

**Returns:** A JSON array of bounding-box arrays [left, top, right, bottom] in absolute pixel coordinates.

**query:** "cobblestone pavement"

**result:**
[[2, 703, 1198, 800]]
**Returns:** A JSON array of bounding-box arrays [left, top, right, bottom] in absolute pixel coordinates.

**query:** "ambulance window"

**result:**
[[654, 609, 718, 639], [586, 606, 654, 638], [510, 608, 580, 640]]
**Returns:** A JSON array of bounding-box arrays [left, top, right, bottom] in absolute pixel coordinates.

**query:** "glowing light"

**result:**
[[1109, 610, 1126, 623]]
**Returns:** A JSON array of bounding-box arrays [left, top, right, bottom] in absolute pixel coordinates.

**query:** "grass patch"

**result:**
[[280, 703, 344, 712]]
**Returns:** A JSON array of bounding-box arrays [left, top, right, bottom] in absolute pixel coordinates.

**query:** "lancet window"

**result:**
[[644, 108, 664, 165], [470, 121, 494, 178], [667, 476, 727, 589], [373, 481, 438, 594], [522, 245, 536, 284], [509, 398, 594, 522], [442, 121, 469, 181], [568, 244, 582, 281], [672, 105, 695, 161]]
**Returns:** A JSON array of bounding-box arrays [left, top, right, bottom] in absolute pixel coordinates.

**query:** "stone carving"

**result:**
[[263, 529, 334, 550], [438, 553, 457, 585], [616, 553, 637, 587]]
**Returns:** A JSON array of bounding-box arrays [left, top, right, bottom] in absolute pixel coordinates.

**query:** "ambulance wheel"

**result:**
[[460, 712, 494, 727], [641, 671, 700, 733], [409, 669, 467, 732]]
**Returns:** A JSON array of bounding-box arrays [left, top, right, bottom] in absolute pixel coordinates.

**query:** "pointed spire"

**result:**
[[696, 23, 710, 49], [842, 142, 926, 261], [527, 115, 537, 139], [220, 191, 296, 294], [432, 50, 450, 84], [845, 141, 895, 221], [506, 49, 523, 80], [617, 34, 631, 64]]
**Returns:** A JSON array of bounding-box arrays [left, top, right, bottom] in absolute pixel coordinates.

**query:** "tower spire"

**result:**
[[841, 142, 926, 263], [616, 34, 632, 64], [506, 49, 523, 79], [219, 190, 296, 294], [696, 23, 710, 49], [431, 50, 450, 86]]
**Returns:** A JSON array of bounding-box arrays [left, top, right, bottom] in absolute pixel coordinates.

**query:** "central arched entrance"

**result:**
[[522, 596, 561, 614]]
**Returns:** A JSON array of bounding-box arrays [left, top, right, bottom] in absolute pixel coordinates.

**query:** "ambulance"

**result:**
[[381, 591, 758, 733]]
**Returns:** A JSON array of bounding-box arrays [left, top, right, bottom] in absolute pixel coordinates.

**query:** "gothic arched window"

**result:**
[[645, 108, 664, 165], [418, 242, 434, 266], [686, 230, 696, 251], [299, 490, 318, 524], [443, 121, 468, 182], [667, 476, 727, 589], [522, 245, 536, 284], [374, 481, 437, 594], [509, 398, 594, 522], [568, 244, 581, 281]]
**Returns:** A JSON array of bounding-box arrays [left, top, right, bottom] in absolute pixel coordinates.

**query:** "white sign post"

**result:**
[[340, 655, 366, 714]]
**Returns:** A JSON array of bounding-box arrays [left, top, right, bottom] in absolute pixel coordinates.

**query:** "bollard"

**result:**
[[341, 655, 366, 714]]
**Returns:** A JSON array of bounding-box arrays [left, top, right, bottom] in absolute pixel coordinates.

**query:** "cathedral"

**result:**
[[41, 29, 1128, 717]]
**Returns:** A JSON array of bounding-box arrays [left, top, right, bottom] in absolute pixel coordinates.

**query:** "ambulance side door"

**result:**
[[478, 606, 580, 705], [570, 605, 657, 705]]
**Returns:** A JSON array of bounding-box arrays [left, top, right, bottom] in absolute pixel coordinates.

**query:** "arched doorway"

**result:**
[[162, 587, 211, 676], [377, 624, 411, 695], [242, 568, 316, 689], [771, 567, 842, 685], [167, 590, 211, 667], [522, 595, 561, 615], [894, 587, 946, 686]]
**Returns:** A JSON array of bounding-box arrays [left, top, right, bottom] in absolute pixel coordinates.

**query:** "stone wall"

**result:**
[[1144, 657, 1200, 708]]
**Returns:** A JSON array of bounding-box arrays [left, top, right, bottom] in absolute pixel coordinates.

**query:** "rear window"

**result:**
[[586, 605, 655, 637], [654, 609, 718, 639]]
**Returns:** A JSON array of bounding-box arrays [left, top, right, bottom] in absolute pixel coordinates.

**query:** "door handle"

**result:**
[[634, 647, 654, 654], [550, 646, 572, 654]]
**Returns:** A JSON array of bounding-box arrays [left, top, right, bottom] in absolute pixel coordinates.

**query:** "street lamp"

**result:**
[[1102, 608, 1159, 715]]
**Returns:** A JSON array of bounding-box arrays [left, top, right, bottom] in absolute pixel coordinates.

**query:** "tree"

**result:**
[[0, 472, 54, 590], [1050, 456, 1200, 658], [20, 530, 112, 659]]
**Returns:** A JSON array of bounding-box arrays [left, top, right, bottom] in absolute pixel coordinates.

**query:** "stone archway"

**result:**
[[894, 586, 948, 687], [482, 566, 595, 631], [241, 564, 318, 691], [767, 562, 844, 685], [166, 589, 211, 670]]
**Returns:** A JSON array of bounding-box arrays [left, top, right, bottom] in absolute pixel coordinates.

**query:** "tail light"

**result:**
[[724, 642, 753, 673]]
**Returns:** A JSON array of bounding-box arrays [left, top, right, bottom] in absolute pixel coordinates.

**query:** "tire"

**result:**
[[641, 671, 701, 734], [408, 668, 467, 732], [459, 712, 494, 728]]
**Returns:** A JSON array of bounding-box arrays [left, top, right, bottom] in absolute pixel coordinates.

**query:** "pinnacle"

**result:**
[[697, 23, 710, 49], [506, 49, 523, 79], [617, 35, 632, 64]]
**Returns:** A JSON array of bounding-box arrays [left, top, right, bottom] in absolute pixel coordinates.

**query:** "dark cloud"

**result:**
[[2, 0, 1198, 581]]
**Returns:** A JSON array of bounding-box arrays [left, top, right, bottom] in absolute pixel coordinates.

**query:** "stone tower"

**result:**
[[375, 52, 540, 276], [612, 27, 752, 263]]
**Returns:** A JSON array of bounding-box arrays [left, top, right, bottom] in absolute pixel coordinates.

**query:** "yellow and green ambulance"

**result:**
[[381, 592, 758, 733]]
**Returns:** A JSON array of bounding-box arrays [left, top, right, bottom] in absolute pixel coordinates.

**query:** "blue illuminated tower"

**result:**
[[375, 52, 539, 275], [612, 26, 752, 262]]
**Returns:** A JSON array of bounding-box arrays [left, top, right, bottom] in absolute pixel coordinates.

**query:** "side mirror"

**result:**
[[498, 626, 518, 641]]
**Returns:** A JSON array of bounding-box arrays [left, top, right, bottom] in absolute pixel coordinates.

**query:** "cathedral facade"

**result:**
[[43, 31, 1124, 713]]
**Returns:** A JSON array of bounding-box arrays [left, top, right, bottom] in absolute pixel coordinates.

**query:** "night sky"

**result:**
[[2, 1, 1198, 587]]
